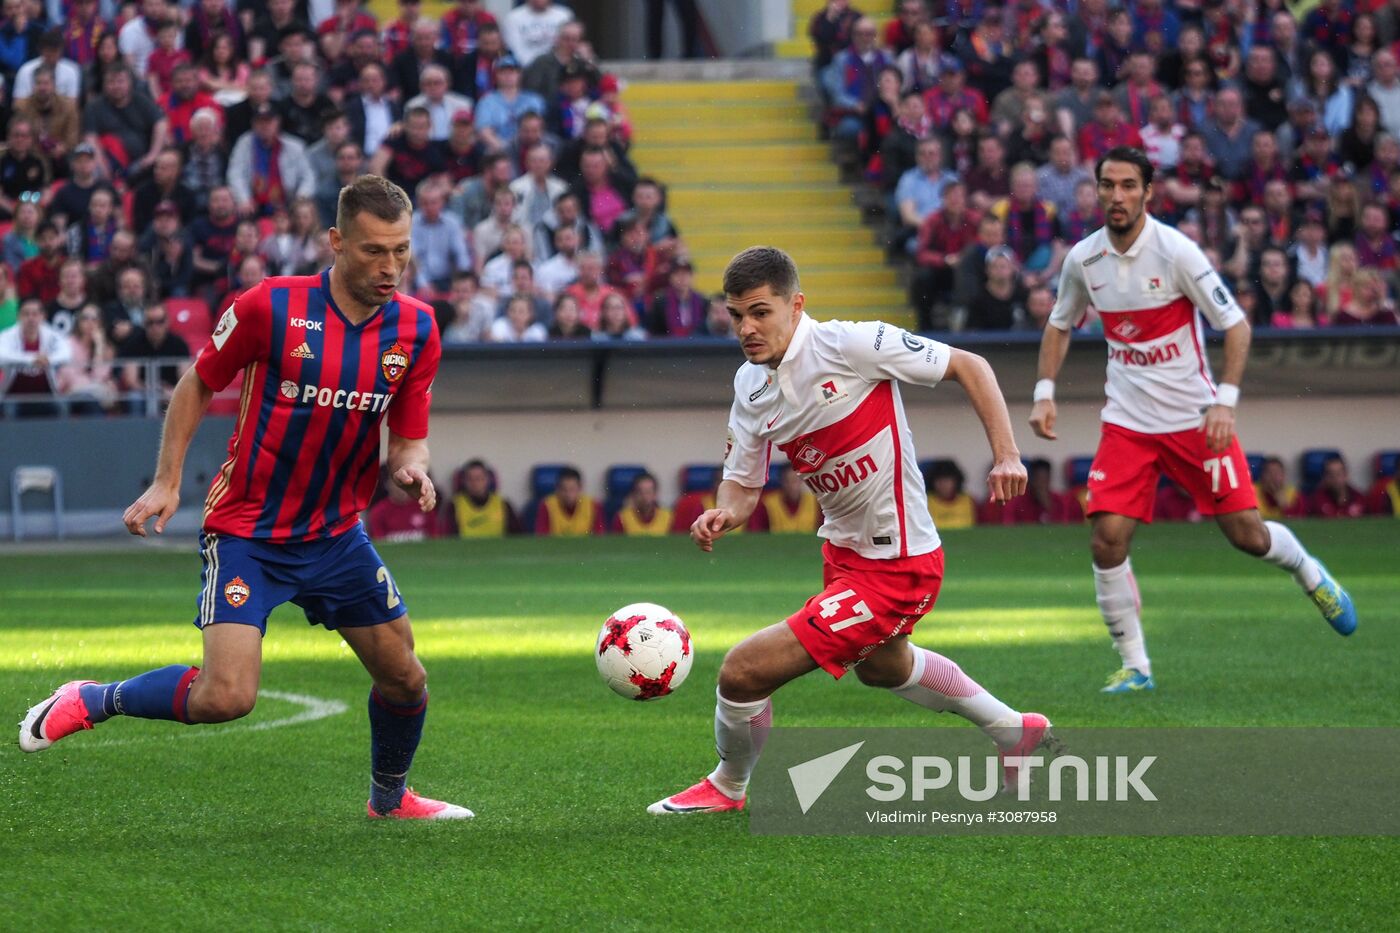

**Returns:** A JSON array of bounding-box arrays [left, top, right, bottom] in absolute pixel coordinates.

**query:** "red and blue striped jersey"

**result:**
[[194, 270, 442, 543]]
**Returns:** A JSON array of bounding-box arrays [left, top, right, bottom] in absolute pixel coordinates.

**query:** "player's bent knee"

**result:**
[[375, 658, 427, 704], [188, 688, 257, 723], [854, 664, 904, 688], [717, 650, 769, 702]]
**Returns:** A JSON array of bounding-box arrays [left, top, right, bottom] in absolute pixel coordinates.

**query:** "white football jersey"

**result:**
[[723, 314, 952, 560], [1050, 214, 1246, 434]]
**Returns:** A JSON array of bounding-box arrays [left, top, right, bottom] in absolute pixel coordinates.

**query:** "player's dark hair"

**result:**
[[629, 472, 657, 493], [336, 175, 412, 234], [558, 467, 582, 485], [1027, 458, 1052, 477], [723, 246, 800, 299], [923, 458, 965, 491], [1096, 146, 1155, 187]]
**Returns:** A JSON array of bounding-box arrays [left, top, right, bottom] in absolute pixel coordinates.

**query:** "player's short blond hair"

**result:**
[[336, 175, 412, 235]]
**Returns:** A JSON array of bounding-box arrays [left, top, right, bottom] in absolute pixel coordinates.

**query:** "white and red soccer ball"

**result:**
[[595, 603, 693, 700]]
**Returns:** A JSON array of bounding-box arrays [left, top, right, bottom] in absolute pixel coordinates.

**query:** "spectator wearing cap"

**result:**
[[14, 28, 80, 100], [0, 298, 71, 417], [228, 104, 315, 218], [116, 0, 177, 77], [1288, 125, 1344, 207], [441, 0, 496, 56], [645, 258, 705, 338], [509, 142, 567, 228], [534, 224, 581, 300], [138, 199, 193, 298], [224, 69, 276, 146], [82, 65, 168, 178], [503, 0, 573, 69], [279, 61, 335, 145], [459, 21, 504, 101], [407, 64, 474, 140], [411, 183, 471, 294], [821, 16, 891, 142], [48, 141, 100, 228], [368, 106, 448, 203], [392, 18, 456, 102], [131, 148, 195, 233], [1077, 92, 1144, 166], [15, 65, 79, 164], [524, 18, 593, 100], [249, 0, 304, 67], [1275, 96, 1321, 164], [444, 108, 486, 182], [549, 62, 594, 139], [0, 119, 49, 221], [922, 55, 987, 127], [344, 62, 399, 158], [474, 54, 546, 151]]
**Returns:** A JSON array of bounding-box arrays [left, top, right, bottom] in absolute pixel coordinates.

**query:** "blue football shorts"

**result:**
[[192, 523, 408, 633]]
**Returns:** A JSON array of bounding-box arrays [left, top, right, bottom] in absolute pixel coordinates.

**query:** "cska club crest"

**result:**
[[224, 576, 251, 608], [380, 343, 409, 383]]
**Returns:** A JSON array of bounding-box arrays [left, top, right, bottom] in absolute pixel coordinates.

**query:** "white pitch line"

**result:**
[[77, 690, 349, 749]]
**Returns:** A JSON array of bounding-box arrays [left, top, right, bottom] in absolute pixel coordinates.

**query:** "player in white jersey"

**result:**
[[1029, 147, 1357, 695], [649, 247, 1051, 815]]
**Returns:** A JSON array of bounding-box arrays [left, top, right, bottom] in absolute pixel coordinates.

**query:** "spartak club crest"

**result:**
[[380, 342, 409, 383]]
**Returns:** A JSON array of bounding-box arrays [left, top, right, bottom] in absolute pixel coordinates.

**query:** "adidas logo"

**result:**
[[291, 341, 315, 360]]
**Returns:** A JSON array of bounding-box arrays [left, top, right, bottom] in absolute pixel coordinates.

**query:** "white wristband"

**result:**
[[1033, 379, 1055, 402], [1215, 383, 1240, 408]]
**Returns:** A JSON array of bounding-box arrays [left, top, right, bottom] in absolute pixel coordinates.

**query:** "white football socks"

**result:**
[[891, 647, 1022, 748], [1094, 559, 1150, 676], [708, 689, 772, 800], [1261, 520, 1324, 592]]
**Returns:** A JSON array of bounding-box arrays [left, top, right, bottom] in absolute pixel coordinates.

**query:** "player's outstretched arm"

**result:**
[[1202, 319, 1251, 453], [387, 432, 437, 513], [1029, 323, 1072, 441], [691, 479, 762, 553], [123, 367, 215, 536], [944, 348, 1028, 504]]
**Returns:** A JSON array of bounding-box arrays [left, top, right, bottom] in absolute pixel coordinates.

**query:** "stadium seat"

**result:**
[[1246, 454, 1267, 481], [1374, 450, 1400, 481], [767, 460, 787, 489], [523, 463, 574, 533], [1299, 449, 1342, 492], [604, 464, 650, 519], [680, 463, 721, 493], [1064, 456, 1094, 488], [166, 297, 213, 349]]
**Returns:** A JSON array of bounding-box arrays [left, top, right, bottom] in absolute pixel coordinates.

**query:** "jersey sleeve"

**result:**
[[195, 284, 271, 392], [839, 320, 951, 387], [1171, 236, 1246, 330], [721, 391, 770, 489], [387, 316, 442, 440], [1048, 250, 1090, 330]]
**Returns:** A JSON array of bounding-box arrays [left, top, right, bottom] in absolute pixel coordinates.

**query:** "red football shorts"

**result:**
[[1086, 422, 1259, 522], [786, 542, 945, 679]]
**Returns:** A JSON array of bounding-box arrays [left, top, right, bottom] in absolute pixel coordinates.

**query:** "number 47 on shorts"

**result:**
[[819, 589, 874, 632]]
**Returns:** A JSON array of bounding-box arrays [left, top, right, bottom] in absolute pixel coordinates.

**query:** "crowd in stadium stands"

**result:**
[[361, 448, 1400, 541], [0, 0, 741, 417], [811, 0, 1400, 332]]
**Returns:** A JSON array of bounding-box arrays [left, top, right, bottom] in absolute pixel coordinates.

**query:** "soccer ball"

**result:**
[[595, 603, 693, 701]]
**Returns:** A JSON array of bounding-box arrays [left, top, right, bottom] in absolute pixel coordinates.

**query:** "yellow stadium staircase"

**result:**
[[625, 78, 912, 327]]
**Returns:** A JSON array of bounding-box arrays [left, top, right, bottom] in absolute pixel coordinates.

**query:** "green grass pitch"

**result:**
[[2, 520, 1397, 930]]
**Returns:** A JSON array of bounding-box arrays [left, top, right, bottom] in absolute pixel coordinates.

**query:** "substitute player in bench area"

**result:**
[[1030, 146, 1356, 695], [650, 247, 1050, 815], [20, 176, 472, 820]]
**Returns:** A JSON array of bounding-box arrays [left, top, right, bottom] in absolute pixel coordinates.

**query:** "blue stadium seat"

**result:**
[[1246, 454, 1267, 482], [524, 463, 575, 534], [1299, 449, 1342, 492], [605, 464, 650, 520], [767, 460, 787, 489], [1064, 456, 1094, 488], [681, 463, 722, 493], [1374, 450, 1400, 481]]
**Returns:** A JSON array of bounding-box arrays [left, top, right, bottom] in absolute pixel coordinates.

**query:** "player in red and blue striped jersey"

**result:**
[[19, 177, 472, 821]]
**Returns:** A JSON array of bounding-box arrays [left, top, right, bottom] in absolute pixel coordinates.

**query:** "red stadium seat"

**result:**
[[166, 297, 213, 349]]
